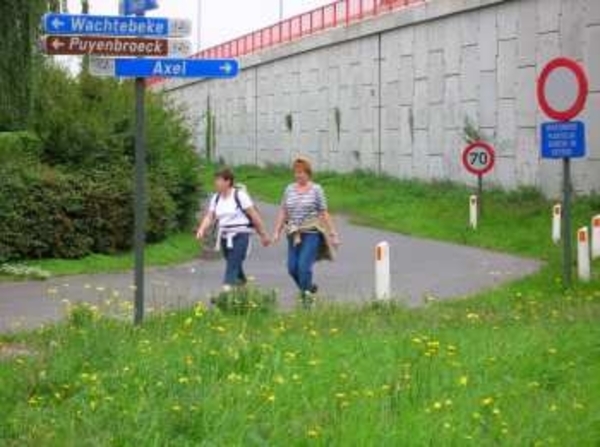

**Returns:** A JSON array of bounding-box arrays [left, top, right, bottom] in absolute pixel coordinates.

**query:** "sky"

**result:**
[[65, 0, 333, 51]]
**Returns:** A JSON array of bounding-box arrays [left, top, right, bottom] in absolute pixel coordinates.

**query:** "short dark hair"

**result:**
[[215, 167, 235, 186]]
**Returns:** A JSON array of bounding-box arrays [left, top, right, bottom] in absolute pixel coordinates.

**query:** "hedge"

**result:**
[[0, 163, 177, 262]]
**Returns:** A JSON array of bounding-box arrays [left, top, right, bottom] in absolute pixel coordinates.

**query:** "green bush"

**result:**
[[0, 63, 202, 262]]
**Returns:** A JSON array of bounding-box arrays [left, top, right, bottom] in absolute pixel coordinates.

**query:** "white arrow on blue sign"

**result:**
[[121, 0, 159, 16], [42, 13, 191, 38], [90, 58, 240, 79]]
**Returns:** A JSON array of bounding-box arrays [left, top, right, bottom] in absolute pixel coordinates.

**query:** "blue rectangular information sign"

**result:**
[[42, 14, 191, 37], [541, 121, 586, 159], [121, 0, 159, 16], [91, 58, 240, 79]]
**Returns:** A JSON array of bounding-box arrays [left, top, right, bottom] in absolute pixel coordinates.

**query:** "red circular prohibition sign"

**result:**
[[462, 141, 496, 176], [537, 57, 589, 122]]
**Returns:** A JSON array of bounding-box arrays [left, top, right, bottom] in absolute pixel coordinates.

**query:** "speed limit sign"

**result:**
[[462, 142, 496, 176]]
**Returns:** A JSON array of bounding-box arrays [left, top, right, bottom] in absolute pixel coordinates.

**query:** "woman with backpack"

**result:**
[[196, 168, 271, 291], [273, 157, 340, 306]]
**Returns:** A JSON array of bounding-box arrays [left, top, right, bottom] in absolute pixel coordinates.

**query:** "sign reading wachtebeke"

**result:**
[[42, 13, 191, 38]]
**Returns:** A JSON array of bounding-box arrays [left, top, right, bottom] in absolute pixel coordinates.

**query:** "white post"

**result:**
[[592, 215, 600, 260], [375, 242, 390, 300], [577, 227, 591, 282], [552, 204, 561, 244], [469, 195, 478, 229]]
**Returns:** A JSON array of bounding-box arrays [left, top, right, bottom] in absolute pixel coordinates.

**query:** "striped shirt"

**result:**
[[282, 183, 328, 226]]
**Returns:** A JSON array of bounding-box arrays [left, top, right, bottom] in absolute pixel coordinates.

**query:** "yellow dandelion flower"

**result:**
[[492, 407, 501, 416], [481, 397, 494, 406], [459, 375, 469, 386], [433, 401, 443, 410], [307, 429, 319, 438], [266, 394, 275, 403]]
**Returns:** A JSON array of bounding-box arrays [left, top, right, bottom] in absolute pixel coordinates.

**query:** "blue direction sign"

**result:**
[[42, 13, 191, 37], [541, 121, 586, 159], [121, 0, 159, 16], [90, 58, 240, 79]]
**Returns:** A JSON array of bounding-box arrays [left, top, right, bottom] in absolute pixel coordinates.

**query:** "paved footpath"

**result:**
[[0, 203, 540, 332]]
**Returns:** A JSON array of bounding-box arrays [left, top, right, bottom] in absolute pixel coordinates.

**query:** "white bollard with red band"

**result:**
[[592, 215, 600, 260], [375, 242, 390, 300], [469, 195, 478, 229], [552, 204, 561, 244], [577, 227, 591, 282]]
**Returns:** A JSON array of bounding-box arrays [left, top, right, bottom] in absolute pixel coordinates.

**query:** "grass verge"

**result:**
[[1, 166, 599, 445], [0, 282, 598, 445], [1, 232, 200, 281], [235, 164, 599, 260]]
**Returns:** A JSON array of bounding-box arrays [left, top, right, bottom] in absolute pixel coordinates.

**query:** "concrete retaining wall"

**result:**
[[164, 0, 600, 197]]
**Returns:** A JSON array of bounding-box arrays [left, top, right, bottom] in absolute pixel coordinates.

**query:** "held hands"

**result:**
[[259, 233, 272, 247], [195, 226, 206, 240], [330, 232, 341, 248]]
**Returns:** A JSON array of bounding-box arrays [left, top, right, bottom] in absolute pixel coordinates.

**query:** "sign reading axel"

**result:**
[[42, 13, 191, 38], [91, 58, 240, 79], [541, 121, 586, 159], [42, 35, 191, 57]]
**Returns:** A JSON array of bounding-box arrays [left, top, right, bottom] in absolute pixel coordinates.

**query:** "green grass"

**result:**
[[1, 232, 200, 280], [235, 164, 600, 260], [0, 281, 598, 446], [1, 166, 599, 445]]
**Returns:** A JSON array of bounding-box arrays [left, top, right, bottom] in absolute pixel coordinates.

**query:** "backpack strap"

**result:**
[[234, 188, 254, 228], [213, 189, 254, 228]]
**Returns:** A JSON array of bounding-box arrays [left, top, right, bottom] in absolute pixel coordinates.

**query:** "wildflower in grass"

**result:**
[[433, 401, 443, 410], [307, 358, 320, 366], [329, 327, 339, 335], [307, 428, 320, 438], [492, 407, 501, 416], [266, 393, 275, 403], [194, 302, 206, 318], [273, 375, 285, 385], [443, 422, 452, 430], [184, 317, 193, 327], [172, 404, 182, 412], [335, 392, 346, 399], [466, 312, 480, 321], [481, 397, 494, 406], [178, 377, 190, 384], [549, 404, 558, 412], [309, 329, 318, 337], [459, 375, 469, 386], [548, 347, 558, 355], [412, 337, 422, 344], [292, 373, 301, 382]]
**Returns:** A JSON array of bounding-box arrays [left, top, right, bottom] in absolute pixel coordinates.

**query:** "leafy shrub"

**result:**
[[210, 287, 278, 315], [0, 63, 202, 262]]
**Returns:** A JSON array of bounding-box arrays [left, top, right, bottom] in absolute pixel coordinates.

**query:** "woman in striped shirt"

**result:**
[[273, 157, 340, 303]]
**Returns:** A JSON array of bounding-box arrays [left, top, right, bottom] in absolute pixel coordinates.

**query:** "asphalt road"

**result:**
[[0, 203, 540, 332]]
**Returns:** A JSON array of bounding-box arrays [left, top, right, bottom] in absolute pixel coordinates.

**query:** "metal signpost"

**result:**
[[40, 0, 240, 324], [537, 57, 589, 288], [462, 141, 496, 216]]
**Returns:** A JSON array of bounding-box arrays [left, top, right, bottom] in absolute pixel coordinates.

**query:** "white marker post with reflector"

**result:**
[[577, 227, 590, 282], [552, 204, 562, 244], [375, 242, 390, 300], [592, 215, 600, 260], [469, 195, 478, 229]]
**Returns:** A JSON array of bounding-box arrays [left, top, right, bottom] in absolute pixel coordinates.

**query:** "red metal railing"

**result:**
[[149, 0, 424, 85], [195, 0, 424, 60]]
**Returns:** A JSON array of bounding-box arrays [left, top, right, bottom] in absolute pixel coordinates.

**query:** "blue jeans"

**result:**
[[287, 233, 321, 293], [221, 233, 250, 286]]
